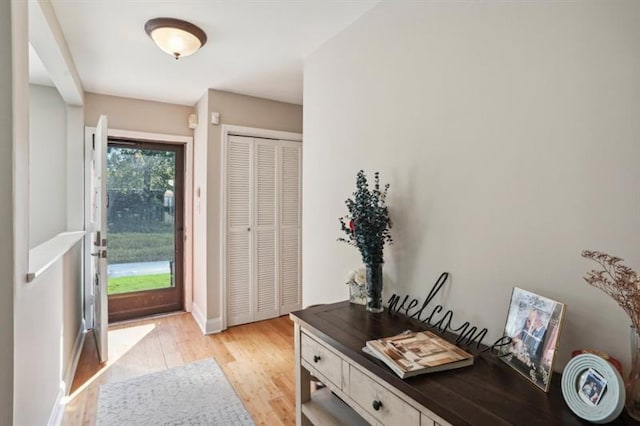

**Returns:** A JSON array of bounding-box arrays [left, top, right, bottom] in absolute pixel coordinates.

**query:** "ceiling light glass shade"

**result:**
[[145, 18, 207, 60]]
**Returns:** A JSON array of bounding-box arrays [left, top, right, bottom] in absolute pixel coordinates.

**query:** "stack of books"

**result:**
[[364, 330, 474, 379]]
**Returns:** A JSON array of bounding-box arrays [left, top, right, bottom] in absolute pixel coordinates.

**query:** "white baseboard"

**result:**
[[47, 387, 64, 426], [191, 302, 222, 335], [206, 317, 222, 334], [48, 319, 86, 426], [63, 319, 86, 395]]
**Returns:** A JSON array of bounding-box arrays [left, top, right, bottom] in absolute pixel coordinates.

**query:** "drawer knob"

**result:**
[[313, 355, 321, 363], [372, 400, 383, 411]]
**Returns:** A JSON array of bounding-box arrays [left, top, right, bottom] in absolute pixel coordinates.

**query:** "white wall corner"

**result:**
[[191, 302, 222, 335], [205, 317, 223, 334]]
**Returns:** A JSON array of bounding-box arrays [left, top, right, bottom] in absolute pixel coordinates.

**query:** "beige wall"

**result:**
[[84, 92, 193, 136], [0, 1, 15, 423], [303, 0, 640, 371], [209, 90, 303, 132], [205, 89, 302, 320]]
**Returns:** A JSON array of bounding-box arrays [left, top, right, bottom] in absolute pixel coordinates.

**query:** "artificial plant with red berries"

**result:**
[[338, 170, 393, 264]]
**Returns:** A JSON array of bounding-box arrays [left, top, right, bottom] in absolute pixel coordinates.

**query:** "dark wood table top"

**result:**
[[291, 301, 637, 426]]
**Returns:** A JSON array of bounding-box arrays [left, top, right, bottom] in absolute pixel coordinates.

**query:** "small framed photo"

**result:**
[[578, 368, 608, 406], [500, 287, 566, 392], [561, 354, 625, 423]]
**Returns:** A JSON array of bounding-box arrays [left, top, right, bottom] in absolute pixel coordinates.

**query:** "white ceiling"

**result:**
[[50, 0, 378, 106]]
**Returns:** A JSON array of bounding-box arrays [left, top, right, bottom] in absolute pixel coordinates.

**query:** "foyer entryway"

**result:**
[[62, 314, 295, 425]]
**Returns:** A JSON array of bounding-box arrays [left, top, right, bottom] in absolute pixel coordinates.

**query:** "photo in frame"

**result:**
[[500, 287, 566, 392], [578, 367, 607, 406]]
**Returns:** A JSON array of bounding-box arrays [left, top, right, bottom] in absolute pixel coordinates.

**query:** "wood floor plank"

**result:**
[[62, 313, 295, 426]]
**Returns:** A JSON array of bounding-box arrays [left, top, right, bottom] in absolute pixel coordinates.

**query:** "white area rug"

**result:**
[[96, 358, 254, 426]]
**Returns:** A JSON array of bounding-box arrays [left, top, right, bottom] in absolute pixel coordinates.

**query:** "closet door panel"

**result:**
[[227, 231, 252, 326], [254, 141, 279, 321], [255, 229, 277, 320], [226, 135, 253, 326], [280, 142, 302, 313], [281, 143, 301, 227], [225, 135, 301, 326], [280, 227, 300, 312]]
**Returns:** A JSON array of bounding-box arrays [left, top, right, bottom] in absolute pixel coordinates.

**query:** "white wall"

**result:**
[[303, 0, 640, 371], [14, 261, 65, 425], [192, 92, 209, 327], [67, 105, 85, 230], [0, 1, 16, 423], [11, 0, 31, 424], [29, 84, 68, 248], [12, 6, 87, 423], [64, 104, 85, 390], [15, 82, 85, 426]]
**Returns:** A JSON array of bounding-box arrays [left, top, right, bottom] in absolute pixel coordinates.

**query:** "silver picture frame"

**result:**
[[500, 287, 566, 392]]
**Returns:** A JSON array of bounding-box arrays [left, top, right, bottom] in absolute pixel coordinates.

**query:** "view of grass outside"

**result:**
[[108, 273, 171, 294], [107, 231, 174, 294]]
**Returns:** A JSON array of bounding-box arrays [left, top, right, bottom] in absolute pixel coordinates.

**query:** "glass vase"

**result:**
[[365, 263, 384, 313], [349, 282, 366, 305], [627, 326, 640, 420]]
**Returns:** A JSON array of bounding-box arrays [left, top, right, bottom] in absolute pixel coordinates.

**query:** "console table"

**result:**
[[290, 301, 634, 425]]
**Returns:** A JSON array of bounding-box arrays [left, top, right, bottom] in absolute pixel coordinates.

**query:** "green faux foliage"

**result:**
[[338, 170, 393, 264]]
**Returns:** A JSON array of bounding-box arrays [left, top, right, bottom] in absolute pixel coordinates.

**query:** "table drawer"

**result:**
[[301, 332, 343, 388], [349, 365, 419, 426]]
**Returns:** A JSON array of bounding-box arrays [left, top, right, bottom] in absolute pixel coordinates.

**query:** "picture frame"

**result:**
[[500, 287, 566, 392], [561, 354, 625, 423]]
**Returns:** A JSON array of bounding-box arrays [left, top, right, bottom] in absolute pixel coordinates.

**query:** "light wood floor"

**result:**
[[62, 313, 295, 425]]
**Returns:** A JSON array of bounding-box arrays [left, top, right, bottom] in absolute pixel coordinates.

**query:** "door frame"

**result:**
[[84, 127, 194, 327], [220, 125, 302, 331], [106, 139, 185, 322]]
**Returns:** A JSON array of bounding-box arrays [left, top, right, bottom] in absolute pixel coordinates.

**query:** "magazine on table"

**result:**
[[364, 330, 474, 379]]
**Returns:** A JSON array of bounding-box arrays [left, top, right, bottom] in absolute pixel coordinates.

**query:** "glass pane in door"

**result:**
[[106, 145, 176, 295]]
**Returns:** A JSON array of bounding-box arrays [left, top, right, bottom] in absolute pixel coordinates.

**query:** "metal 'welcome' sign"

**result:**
[[387, 272, 512, 354]]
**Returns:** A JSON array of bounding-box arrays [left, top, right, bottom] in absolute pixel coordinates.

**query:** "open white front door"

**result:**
[[86, 115, 109, 363]]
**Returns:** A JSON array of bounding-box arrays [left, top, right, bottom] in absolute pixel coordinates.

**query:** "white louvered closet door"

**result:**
[[254, 139, 279, 321], [279, 141, 302, 314], [226, 135, 254, 327]]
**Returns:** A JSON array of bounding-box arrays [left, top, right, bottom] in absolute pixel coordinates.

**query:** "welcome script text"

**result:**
[[387, 272, 512, 354]]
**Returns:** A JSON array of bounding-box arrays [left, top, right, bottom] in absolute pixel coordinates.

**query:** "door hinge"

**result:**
[[92, 133, 95, 150]]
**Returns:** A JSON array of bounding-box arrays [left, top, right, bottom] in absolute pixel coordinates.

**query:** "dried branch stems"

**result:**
[[582, 250, 640, 330]]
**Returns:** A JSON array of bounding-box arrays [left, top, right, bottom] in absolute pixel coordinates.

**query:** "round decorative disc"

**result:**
[[561, 353, 625, 423]]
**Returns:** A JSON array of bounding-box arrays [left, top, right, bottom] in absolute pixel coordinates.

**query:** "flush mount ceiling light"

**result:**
[[144, 17, 207, 60]]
